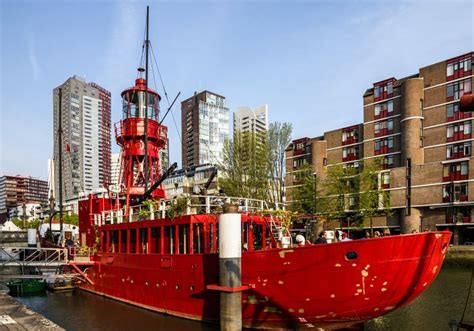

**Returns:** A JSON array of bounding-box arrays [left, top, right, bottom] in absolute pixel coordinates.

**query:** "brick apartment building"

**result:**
[[285, 52, 473, 244], [0, 175, 49, 223]]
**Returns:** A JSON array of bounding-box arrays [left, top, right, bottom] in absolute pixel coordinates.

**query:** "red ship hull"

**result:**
[[79, 230, 451, 329]]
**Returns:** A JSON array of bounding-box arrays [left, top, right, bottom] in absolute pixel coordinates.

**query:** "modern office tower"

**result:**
[[111, 153, 121, 186], [285, 52, 473, 244], [0, 175, 48, 222], [53, 75, 111, 202], [181, 91, 230, 167], [233, 105, 268, 136]]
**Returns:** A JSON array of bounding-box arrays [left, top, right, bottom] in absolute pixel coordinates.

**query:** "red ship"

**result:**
[[75, 7, 452, 329]]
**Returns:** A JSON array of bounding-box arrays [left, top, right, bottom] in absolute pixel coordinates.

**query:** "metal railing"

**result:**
[[0, 246, 68, 267], [93, 195, 286, 226]]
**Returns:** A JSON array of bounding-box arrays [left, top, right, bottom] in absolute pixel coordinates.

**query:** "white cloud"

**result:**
[[27, 35, 41, 80]]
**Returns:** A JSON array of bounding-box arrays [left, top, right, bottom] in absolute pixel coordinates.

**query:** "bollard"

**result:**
[[219, 203, 242, 331]]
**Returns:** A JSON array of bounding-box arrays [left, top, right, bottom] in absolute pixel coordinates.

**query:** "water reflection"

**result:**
[[15, 266, 473, 330], [365, 266, 474, 331], [17, 290, 217, 331]]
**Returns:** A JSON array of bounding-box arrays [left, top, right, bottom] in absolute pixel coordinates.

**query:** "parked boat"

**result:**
[[73, 6, 452, 329], [7, 279, 46, 296]]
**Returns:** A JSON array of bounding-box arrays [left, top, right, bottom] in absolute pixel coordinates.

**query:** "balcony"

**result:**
[[447, 132, 471, 143], [443, 173, 468, 182], [342, 154, 359, 162], [342, 136, 358, 146], [447, 111, 471, 122]]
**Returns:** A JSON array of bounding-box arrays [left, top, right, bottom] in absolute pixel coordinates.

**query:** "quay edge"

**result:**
[[0, 284, 64, 331]]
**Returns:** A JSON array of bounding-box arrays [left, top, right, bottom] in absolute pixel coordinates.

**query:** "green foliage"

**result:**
[[319, 163, 358, 220], [290, 163, 318, 214], [267, 122, 293, 205], [138, 199, 155, 220], [166, 197, 188, 219], [219, 130, 269, 201], [63, 213, 79, 225], [52, 213, 79, 225], [11, 218, 41, 229], [358, 158, 392, 233]]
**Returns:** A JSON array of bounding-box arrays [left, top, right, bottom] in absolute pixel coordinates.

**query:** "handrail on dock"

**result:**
[[0, 246, 68, 267]]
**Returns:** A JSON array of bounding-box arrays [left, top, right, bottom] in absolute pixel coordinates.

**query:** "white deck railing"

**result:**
[[93, 195, 285, 226]]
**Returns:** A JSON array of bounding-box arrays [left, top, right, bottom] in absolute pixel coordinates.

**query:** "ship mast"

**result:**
[[115, 6, 168, 211], [144, 6, 150, 191]]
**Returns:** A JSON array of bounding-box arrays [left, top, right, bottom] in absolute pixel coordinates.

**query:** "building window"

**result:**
[[342, 127, 358, 144], [447, 121, 472, 142], [374, 139, 381, 151], [374, 82, 394, 101], [375, 104, 381, 117], [446, 103, 470, 121], [447, 79, 472, 101], [381, 171, 390, 188], [446, 206, 471, 223], [374, 100, 394, 119], [374, 119, 394, 136], [443, 161, 469, 181], [447, 56, 472, 80], [446, 143, 471, 160]]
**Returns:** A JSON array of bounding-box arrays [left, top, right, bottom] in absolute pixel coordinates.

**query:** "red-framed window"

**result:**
[[446, 206, 471, 223], [374, 119, 394, 137], [374, 100, 394, 120], [374, 78, 395, 102], [342, 126, 359, 145], [447, 103, 471, 122], [447, 121, 472, 142], [446, 54, 472, 81], [374, 137, 394, 155], [443, 161, 469, 182], [342, 161, 360, 171], [293, 157, 310, 169], [342, 146, 359, 162], [381, 155, 395, 169], [380, 171, 390, 189], [447, 141, 471, 160], [446, 79, 472, 102], [443, 182, 468, 203]]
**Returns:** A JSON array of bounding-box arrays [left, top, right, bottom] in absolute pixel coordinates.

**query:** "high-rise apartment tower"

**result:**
[[233, 105, 268, 135], [181, 91, 230, 167], [53, 75, 111, 202]]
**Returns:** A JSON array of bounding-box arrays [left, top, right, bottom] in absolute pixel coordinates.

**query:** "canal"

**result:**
[[14, 266, 473, 331]]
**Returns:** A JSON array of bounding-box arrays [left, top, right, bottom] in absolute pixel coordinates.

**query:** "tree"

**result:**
[[357, 158, 392, 236], [267, 122, 292, 206], [290, 163, 317, 214], [319, 163, 358, 227], [219, 130, 269, 201]]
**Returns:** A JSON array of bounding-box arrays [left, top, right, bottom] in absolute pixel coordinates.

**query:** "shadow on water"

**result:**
[[16, 290, 217, 331], [365, 265, 474, 331]]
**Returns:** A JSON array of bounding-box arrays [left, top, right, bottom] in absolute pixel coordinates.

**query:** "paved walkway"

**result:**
[[0, 285, 63, 331]]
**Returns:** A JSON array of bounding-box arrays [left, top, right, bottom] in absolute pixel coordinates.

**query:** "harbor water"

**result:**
[[14, 266, 474, 331]]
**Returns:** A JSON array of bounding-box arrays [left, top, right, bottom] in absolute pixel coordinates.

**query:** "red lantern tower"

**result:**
[[114, 78, 167, 209]]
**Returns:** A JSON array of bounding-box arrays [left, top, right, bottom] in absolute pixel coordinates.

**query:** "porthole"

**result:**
[[345, 251, 358, 260], [176, 284, 180, 290], [190, 285, 195, 291]]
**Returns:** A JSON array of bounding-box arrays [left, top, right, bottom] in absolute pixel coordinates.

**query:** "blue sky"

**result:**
[[1, 0, 473, 180]]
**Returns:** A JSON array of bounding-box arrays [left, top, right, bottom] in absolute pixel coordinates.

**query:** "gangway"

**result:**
[[0, 247, 68, 268]]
